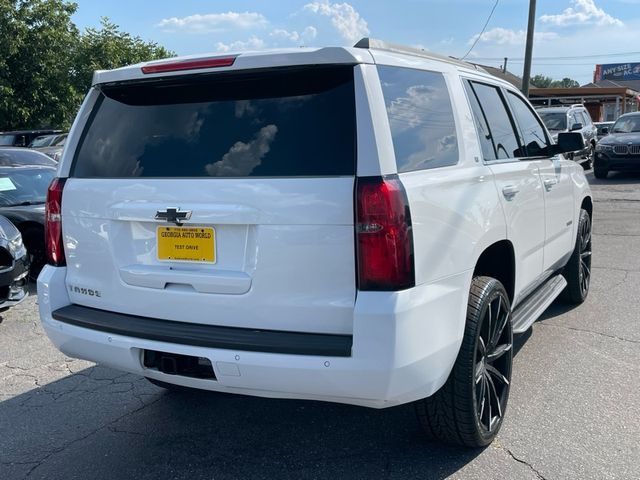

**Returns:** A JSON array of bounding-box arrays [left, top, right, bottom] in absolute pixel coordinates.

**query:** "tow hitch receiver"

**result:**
[[143, 350, 216, 379]]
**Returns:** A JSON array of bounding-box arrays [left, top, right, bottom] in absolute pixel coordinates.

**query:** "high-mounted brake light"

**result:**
[[141, 55, 237, 74], [45, 177, 66, 266], [356, 176, 415, 291]]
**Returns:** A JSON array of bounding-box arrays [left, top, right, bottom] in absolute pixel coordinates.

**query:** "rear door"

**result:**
[[464, 80, 546, 302], [504, 91, 575, 272], [62, 65, 358, 335]]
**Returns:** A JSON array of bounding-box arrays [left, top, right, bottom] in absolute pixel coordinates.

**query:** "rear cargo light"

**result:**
[[141, 55, 237, 74], [45, 177, 66, 266], [356, 176, 415, 291]]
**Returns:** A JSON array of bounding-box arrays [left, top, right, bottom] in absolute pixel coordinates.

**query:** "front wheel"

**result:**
[[593, 166, 608, 179], [415, 276, 513, 447]]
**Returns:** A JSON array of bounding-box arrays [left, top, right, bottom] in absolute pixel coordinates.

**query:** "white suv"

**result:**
[[38, 39, 592, 447]]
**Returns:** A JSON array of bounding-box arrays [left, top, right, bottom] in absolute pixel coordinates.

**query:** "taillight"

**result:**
[[141, 55, 237, 74], [356, 175, 415, 291], [45, 177, 66, 266]]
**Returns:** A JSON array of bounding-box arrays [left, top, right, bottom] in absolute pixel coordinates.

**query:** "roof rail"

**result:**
[[353, 37, 483, 71]]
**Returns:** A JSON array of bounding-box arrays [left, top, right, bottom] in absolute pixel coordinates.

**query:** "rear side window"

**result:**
[[468, 82, 522, 159], [72, 66, 356, 178], [378, 66, 459, 172]]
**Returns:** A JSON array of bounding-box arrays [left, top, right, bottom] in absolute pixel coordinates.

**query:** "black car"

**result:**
[[594, 113, 640, 179], [0, 148, 57, 167], [0, 165, 56, 279], [0, 129, 63, 148], [0, 214, 29, 311]]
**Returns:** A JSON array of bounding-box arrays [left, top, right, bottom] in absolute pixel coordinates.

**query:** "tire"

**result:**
[[21, 226, 45, 282], [415, 276, 513, 448], [562, 209, 592, 304], [593, 167, 608, 179]]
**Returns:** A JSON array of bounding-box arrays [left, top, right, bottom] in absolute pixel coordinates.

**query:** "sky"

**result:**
[[70, 0, 640, 85]]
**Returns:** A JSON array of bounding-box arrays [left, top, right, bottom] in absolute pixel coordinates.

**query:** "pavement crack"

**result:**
[[538, 322, 640, 344], [23, 393, 164, 478], [502, 447, 547, 480]]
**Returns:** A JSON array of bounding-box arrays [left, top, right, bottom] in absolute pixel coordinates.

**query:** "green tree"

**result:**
[[71, 17, 174, 99], [530, 74, 554, 88], [0, 0, 79, 130], [530, 74, 580, 89], [0, 3, 174, 130]]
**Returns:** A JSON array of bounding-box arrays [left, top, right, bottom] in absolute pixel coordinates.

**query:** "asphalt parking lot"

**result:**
[[1, 171, 639, 480]]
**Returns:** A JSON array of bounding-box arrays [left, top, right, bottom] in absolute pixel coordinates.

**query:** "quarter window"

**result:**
[[378, 66, 459, 172]]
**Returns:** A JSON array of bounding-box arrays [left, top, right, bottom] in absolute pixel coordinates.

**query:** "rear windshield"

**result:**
[[538, 112, 567, 131], [71, 66, 356, 178]]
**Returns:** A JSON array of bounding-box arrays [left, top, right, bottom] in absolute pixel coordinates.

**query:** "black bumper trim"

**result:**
[[52, 305, 353, 357]]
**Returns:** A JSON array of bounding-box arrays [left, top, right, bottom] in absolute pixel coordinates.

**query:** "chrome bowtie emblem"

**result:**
[[155, 207, 192, 226]]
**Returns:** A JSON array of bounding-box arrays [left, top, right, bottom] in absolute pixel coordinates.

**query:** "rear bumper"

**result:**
[[37, 265, 468, 408]]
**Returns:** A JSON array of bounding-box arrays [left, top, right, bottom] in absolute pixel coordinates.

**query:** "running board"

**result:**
[[511, 274, 567, 334]]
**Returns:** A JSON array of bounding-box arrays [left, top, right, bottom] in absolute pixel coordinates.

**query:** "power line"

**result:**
[[461, 0, 500, 60], [473, 51, 640, 62]]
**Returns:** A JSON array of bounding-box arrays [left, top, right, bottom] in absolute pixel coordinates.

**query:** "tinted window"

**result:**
[[378, 66, 458, 172], [0, 135, 17, 146], [464, 82, 497, 161], [469, 82, 521, 159], [0, 168, 56, 206], [507, 92, 549, 157], [72, 66, 356, 178]]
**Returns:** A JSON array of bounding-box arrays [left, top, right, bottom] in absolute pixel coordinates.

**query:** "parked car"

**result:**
[[32, 134, 67, 161], [0, 165, 56, 280], [594, 121, 615, 141], [0, 214, 29, 311], [28, 133, 67, 148], [0, 130, 63, 148], [37, 39, 591, 448], [538, 105, 597, 168], [594, 112, 640, 179], [0, 148, 57, 167]]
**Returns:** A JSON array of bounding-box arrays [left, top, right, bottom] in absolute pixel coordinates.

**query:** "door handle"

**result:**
[[543, 178, 558, 190], [502, 185, 519, 199]]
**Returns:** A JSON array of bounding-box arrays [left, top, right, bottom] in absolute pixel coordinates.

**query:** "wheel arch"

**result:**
[[581, 195, 593, 219], [472, 239, 516, 304]]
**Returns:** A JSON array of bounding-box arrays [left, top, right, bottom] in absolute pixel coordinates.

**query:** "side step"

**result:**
[[511, 274, 567, 334]]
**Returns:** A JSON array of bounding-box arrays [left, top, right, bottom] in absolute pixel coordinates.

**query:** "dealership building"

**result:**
[[528, 62, 640, 122]]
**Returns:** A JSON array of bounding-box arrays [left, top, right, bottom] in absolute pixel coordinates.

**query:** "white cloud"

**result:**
[[205, 125, 278, 177], [157, 12, 268, 33], [270, 26, 317, 43], [215, 36, 266, 52], [540, 0, 623, 27], [469, 27, 559, 46], [303, 2, 369, 43]]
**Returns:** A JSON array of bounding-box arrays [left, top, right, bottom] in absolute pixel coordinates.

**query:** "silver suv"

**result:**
[[538, 105, 597, 168]]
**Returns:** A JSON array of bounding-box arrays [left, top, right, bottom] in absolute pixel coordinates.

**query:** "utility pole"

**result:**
[[503, 57, 508, 73], [521, 0, 537, 96]]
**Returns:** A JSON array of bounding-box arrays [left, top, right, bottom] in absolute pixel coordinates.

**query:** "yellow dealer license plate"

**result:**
[[157, 226, 216, 263]]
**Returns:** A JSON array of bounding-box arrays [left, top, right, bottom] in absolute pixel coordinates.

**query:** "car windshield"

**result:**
[[0, 149, 57, 166], [29, 135, 57, 147], [0, 168, 56, 207], [0, 135, 17, 146], [52, 135, 66, 146], [539, 112, 567, 130], [612, 116, 640, 133]]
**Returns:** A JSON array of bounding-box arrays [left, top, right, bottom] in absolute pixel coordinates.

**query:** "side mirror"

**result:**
[[570, 123, 583, 131], [551, 132, 585, 155], [601, 127, 609, 135]]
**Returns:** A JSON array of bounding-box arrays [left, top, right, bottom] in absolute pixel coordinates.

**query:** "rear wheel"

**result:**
[[562, 209, 592, 304], [415, 276, 513, 447]]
